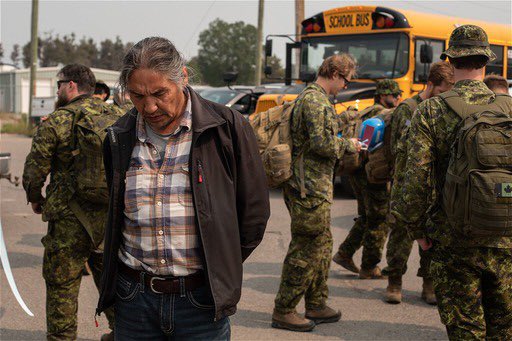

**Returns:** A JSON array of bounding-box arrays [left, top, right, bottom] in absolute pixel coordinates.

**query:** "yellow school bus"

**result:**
[[257, 5, 512, 114]]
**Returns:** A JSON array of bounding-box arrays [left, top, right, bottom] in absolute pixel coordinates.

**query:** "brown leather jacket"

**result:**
[[97, 86, 270, 320]]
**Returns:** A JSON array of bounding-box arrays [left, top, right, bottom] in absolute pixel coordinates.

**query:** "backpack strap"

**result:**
[[402, 97, 419, 114], [439, 90, 512, 120]]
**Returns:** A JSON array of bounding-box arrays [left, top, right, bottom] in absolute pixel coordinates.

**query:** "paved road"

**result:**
[[0, 134, 446, 340]]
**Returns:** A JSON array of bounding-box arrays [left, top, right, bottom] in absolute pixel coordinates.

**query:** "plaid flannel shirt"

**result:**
[[119, 95, 203, 276]]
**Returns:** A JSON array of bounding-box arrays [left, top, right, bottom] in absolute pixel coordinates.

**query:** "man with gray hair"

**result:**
[[96, 37, 270, 340]]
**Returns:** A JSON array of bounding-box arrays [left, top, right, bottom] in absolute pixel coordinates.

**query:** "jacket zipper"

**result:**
[[195, 158, 218, 321]]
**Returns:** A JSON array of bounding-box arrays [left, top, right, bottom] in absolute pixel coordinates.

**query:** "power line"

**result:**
[[184, 0, 217, 58]]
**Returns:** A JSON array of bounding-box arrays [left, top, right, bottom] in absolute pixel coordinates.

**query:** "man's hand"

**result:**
[[31, 202, 42, 215], [417, 238, 432, 251], [349, 138, 362, 153]]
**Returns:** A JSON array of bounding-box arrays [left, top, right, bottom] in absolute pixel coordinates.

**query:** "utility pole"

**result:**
[[28, 0, 39, 129], [294, 0, 304, 78], [255, 0, 264, 86]]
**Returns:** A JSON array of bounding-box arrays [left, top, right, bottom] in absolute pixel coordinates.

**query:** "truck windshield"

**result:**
[[302, 32, 409, 79]]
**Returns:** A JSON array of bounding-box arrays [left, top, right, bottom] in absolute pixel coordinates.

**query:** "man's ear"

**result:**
[[182, 67, 189, 87]]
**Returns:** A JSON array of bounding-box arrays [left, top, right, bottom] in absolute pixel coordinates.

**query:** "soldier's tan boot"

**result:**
[[271, 309, 315, 332], [305, 305, 342, 324], [359, 266, 387, 279], [385, 276, 402, 304], [332, 251, 360, 274], [421, 278, 437, 305]]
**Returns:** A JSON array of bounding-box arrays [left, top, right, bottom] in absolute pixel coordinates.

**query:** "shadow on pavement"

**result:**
[[244, 262, 283, 277], [17, 233, 44, 248], [242, 270, 436, 309], [232, 309, 446, 340], [0, 251, 41, 269], [0, 329, 46, 340], [331, 214, 357, 230]]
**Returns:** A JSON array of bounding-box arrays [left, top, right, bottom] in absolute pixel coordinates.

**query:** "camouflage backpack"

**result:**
[[365, 98, 419, 184], [250, 90, 315, 188], [64, 103, 120, 204], [337, 109, 363, 175], [440, 91, 512, 237]]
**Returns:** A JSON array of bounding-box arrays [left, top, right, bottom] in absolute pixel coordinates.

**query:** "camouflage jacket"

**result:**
[[288, 83, 355, 205], [23, 95, 120, 225], [360, 103, 386, 120], [392, 80, 511, 248], [389, 94, 423, 224], [390, 94, 422, 162]]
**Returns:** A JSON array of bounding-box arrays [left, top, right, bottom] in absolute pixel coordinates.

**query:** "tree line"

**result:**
[[0, 19, 284, 86]]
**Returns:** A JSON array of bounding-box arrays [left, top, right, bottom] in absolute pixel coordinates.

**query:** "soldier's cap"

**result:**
[[95, 80, 110, 101], [374, 79, 403, 95], [440, 25, 496, 61]]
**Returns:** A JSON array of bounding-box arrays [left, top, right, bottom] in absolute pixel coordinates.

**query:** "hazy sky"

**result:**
[[1, 0, 511, 65]]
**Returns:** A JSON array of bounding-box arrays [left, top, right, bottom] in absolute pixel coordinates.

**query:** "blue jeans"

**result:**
[[114, 272, 230, 340]]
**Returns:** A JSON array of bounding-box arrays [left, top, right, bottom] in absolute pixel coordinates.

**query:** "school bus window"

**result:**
[[302, 33, 409, 79], [486, 45, 504, 76], [506, 47, 512, 80], [414, 38, 445, 83]]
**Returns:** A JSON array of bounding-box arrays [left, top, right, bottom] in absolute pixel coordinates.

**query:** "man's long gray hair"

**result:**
[[119, 37, 186, 91]]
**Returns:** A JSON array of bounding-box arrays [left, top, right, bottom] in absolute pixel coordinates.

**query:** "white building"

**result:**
[[0, 65, 120, 114]]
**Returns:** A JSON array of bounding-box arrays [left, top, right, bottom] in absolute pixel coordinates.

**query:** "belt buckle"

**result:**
[[149, 276, 166, 294]]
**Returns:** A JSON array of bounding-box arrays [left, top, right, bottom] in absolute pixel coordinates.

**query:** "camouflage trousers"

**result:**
[[382, 222, 432, 278], [337, 171, 389, 270], [430, 246, 512, 340], [42, 211, 114, 340], [274, 187, 333, 313]]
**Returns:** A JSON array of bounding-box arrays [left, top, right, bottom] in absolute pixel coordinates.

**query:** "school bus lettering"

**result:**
[[325, 12, 372, 33]]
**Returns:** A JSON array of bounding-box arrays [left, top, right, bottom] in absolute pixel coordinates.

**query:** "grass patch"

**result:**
[[0, 113, 35, 136]]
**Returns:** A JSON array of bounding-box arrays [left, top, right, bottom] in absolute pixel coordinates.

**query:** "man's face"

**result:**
[[127, 68, 188, 135], [380, 94, 400, 109], [330, 74, 350, 96], [430, 80, 453, 97], [55, 78, 72, 109], [92, 93, 108, 101]]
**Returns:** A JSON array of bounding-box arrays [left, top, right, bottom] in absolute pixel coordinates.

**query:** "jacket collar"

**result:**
[[187, 85, 226, 132], [110, 86, 225, 135]]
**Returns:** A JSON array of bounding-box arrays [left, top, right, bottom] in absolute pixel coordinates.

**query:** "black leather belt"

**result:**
[[118, 262, 205, 294]]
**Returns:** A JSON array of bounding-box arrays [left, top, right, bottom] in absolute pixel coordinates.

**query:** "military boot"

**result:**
[[359, 266, 387, 279], [421, 278, 437, 305], [271, 309, 315, 332], [385, 276, 402, 304], [332, 251, 360, 274], [305, 305, 342, 324]]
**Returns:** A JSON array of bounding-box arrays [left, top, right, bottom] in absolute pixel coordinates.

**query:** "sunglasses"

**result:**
[[340, 74, 350, 87], [392, 93, 401, 99], [57, 80, 74, 89]]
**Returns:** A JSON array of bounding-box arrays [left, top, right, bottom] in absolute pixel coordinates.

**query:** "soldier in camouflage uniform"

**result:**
[[333, 79, 401, 279], [113, 87, 134, 113], [383, 62, 454, 304], [23, 64, 120, 341], [272, 54, 360, 332], [392, 25, 512, 339]]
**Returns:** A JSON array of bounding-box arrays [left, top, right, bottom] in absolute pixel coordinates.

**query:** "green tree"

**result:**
[[197, 19, 257, 86], [10, 44, 20, 67], [22, 38, 42, 68], [187, 56, 204, 84], [262, 54, 285, 83], [75, 38, 98, 66], [97, 36, 129, 70]]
